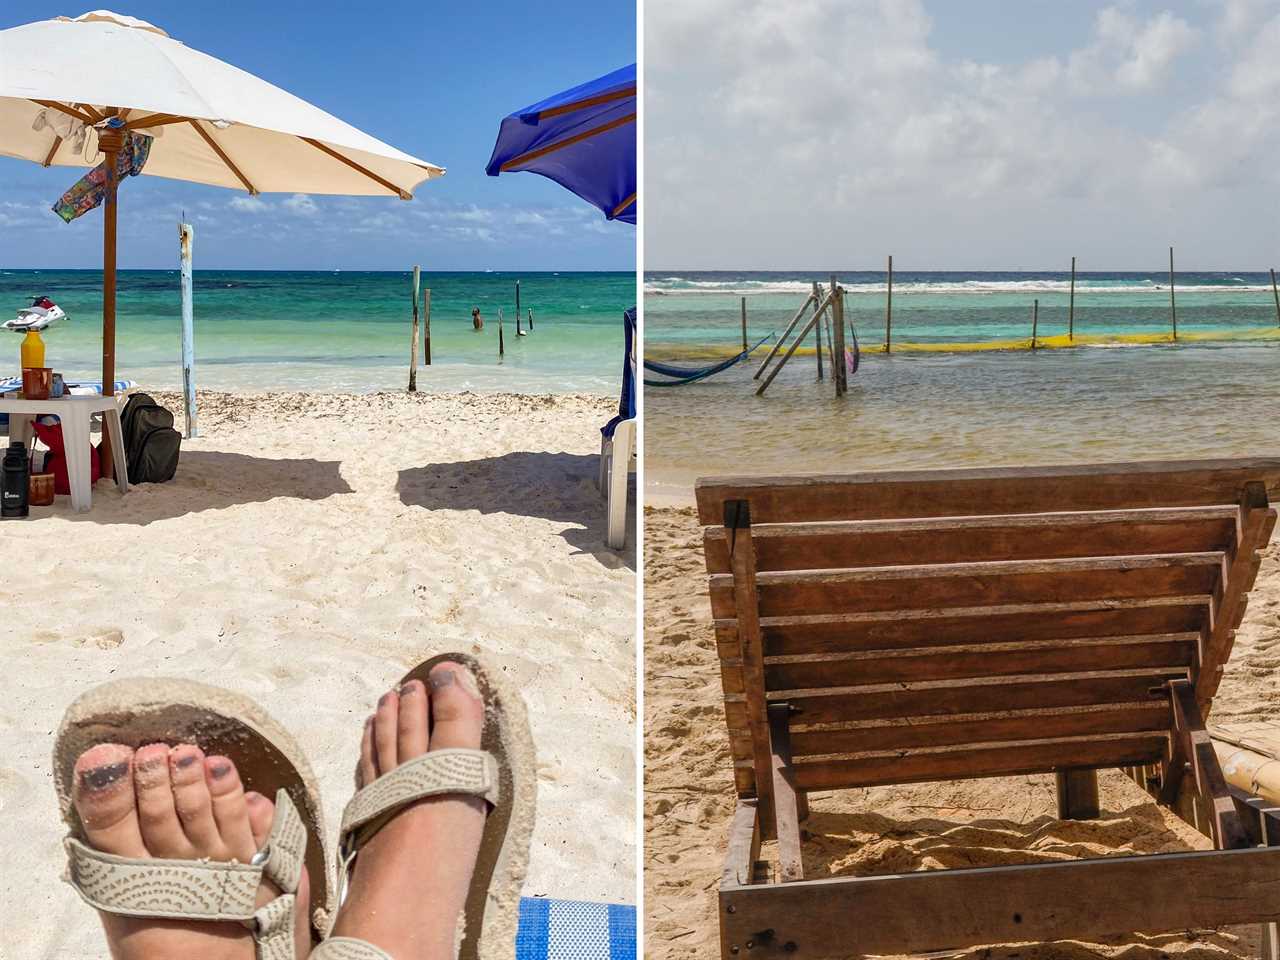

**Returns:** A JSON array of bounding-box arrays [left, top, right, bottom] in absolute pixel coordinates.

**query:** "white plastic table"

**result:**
[[0, 394, 128, 512]]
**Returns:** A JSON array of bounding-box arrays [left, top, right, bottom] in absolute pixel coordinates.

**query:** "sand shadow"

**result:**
[[396, 451, 635, 571], [31, 450, 353, 524]]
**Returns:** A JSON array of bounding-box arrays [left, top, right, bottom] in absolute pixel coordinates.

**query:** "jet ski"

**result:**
[[4, 296, 66, 332]]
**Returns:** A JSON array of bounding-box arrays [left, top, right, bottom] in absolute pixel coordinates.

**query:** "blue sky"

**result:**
[[647, 0, 1280, 270], [0, 1, 636, 270]]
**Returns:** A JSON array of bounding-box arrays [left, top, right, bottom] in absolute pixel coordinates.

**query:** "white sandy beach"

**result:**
[[0, 389, 635, 959]]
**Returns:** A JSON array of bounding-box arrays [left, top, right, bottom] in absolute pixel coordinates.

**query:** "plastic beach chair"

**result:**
[[696, 458, 1280, 958], [598, 307, 636, 550]]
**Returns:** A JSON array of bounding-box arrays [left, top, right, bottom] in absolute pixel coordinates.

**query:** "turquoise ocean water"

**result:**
[[645, 270, 1280, 499], [0, 270, 633, 395]]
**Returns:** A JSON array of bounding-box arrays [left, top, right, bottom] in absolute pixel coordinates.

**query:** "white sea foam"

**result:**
[[645, 277, 1273, 296]]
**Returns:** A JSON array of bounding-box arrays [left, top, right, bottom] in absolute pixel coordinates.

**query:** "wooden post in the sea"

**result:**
[[1271, 269, 1279, 326], [528, 307, 534, 331], [1069, 256, 1076, 342], [515, 280, 523, 335], [178, 222, 197, 438], [831, 274, 847, 397], [1169, 246, 1177, 340], [408, 265, 421, 392], [498, 307, 505, 358], [741, 296, 748, 352], [423, 287, 432, 365], [812, 281, 824, 380], [1031, 298, 1039, 350], [885, 254, 894, 354]]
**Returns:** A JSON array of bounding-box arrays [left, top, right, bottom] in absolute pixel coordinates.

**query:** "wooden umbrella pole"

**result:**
[[99, 126, 124, 480]]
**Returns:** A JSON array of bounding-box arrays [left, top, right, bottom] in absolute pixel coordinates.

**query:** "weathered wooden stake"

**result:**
[[757, 289, 834, 396], [528, 307, 534, 331], [812, 281, 824, 380], [498, 307, 505, 358], [1169, 246, 1177, 340], [178, 222, 197, 438], [741, 296, 748, 352], [1031, 298, 1039, 350], [516, 279, 523, 336], [832, 274, 847, 397], [408, 264, 420, 392], [423, 287, 432, 365], [1069, 255, 1076, 342], [885, 254, 893, 354], [1271, 268, 1279, 327], [754, 293, 816, 380]]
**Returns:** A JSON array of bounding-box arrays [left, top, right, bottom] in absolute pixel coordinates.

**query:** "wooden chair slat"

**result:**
[[774, 668, 1187, 725], [788, 702, 1170, 756], [792, 732, 1168, 791], [716, 599, 1209, 658], [763, 634, 1198, 690], [696, 457, 1280, 525], [708, 554, 1221, 619], [704, 507, 1237, 573]]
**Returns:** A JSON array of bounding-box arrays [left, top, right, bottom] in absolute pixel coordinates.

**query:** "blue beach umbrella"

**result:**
[[485, 64, 636, 224]]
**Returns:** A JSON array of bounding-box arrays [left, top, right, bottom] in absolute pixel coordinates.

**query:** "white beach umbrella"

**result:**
[[0, 9, 444, 457]]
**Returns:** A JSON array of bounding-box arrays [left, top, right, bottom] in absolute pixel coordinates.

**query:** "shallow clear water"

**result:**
[[644, 271, 1280, 499], [0, 269, 635, 394]]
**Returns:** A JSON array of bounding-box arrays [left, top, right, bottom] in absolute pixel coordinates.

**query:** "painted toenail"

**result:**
[[80, 762, 129, 791], [176, 753, 199, 769], [429, 669, 454, 689], [210, 762, 233, 779], [378, 692, 391, 706], [399, 681, 419, 695]]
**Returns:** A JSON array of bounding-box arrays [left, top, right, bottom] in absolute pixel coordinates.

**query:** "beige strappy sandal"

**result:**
[[54, 678, 334, 960], [315, 652, 537, 960]]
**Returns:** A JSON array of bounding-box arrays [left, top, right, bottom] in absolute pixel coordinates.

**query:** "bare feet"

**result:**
[[71, 742, 311, 960], [330, 662, 489, 960]]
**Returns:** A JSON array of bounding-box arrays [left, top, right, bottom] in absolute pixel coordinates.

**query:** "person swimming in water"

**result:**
[[472, 306, 484, 330]]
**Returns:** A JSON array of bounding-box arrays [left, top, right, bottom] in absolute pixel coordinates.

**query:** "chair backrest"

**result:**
[[696, 459, 1280, 798]]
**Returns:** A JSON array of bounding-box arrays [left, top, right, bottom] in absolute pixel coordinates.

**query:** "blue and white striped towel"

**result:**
[[0, 377, 137, 396], [517, 898, 635, 960]]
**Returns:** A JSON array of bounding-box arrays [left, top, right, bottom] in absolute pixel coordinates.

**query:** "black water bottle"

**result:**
[[1, 441, 29, 519]]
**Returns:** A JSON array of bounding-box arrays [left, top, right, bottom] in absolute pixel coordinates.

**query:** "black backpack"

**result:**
[[119, 393, 181, 483]]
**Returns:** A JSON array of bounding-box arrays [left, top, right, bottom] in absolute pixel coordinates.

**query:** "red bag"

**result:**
[[32, 419, 100, 496]]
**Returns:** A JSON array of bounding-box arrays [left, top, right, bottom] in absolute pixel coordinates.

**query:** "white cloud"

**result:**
[[229, 195, 266, 212], [645, 0, 1277, 268], [282, 193, 318, 216]]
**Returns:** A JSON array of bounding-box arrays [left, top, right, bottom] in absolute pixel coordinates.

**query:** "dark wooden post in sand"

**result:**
[[812, 281, 824, 380], [831, 274, 847, 397], [1031, 298, 1039, 350], [885, 254, 894, 354], [423, 287, 432, 365], [1271, 269, 1279, 327], [1056, 769, 1100, 820], [741, 296, 748, 352], [408, 265, 420, 391], [1169, 247, 1177, 341], [1069, 256, 1076, 341]]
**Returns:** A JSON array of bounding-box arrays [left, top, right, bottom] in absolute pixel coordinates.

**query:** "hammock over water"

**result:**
[[644, 334, 773, 386]]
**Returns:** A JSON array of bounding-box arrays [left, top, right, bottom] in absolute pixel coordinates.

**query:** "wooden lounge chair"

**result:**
[[696, 458, 1280, 959]]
